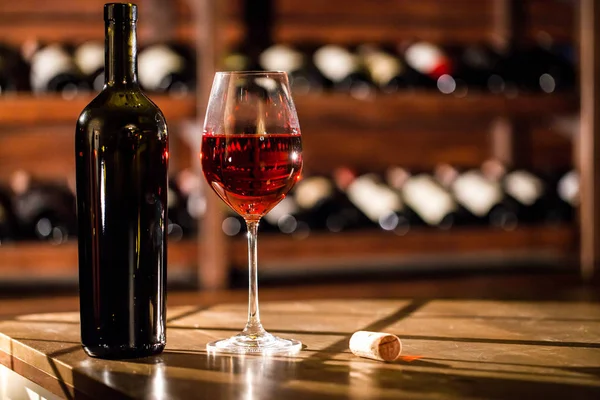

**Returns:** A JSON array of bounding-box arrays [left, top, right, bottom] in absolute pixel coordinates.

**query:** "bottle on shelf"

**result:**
[[167, 180, 185, 242], [259, 44, 325, 95], [138, 43, 195, 97], [553, 169, 578, 223], [0, 44, 30, 94], [454, 45, 504, 94], [10, 171, 77, 244], [221, 42, 263, 72], [313, 45, 376, 99], [28, 43, 90, 99], [0, 184, 18, 244], [493, 36, 576, 95], [263, 195, 308, 238], [262, 173, 357, 237], [74, 41, 105, 92], [168, 169, 202, 241], [402, 41, 458, 94], [75, 3, 167, 359], [482, 160, 562, 225], [357, 44, 422, 93], [386, 166, 463, 230], [293, 174, 348, 234], [516, 35, 576, 94], [221, 47, 251, 72], [435, 164, 519, 230], [334, 167, 411, 235]]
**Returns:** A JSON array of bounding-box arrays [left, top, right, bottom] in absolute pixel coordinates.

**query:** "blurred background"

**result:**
[[0, 0, 594, 297]]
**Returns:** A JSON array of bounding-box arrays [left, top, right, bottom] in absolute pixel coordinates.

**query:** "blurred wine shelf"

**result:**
[[0, 240, 198, 281], [0, 94, 197, 124], [231, 225, 577, 272], [293, 93, 579, 122], [0, 0, 587, 288]]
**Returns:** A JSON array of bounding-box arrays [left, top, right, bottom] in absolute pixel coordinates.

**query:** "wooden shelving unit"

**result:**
[[0, 0, 590, 289], [194, 0, 584, 288]]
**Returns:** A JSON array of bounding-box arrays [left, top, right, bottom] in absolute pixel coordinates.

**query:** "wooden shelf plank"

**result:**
[[0, 94, 196, 125], [231, 225, 577, 271], [0, 93, 572, 126], [273, 0, 575, 45], [0, 240, 198, 280], [293, 93, 578, 123], [0, 19, 243, 47]]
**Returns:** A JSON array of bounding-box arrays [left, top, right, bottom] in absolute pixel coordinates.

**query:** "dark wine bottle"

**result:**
[[10, 171, 76, 244], [265, 173, 367, 235], [436, 164, 519, 230], [313, 45, 376, 99], [516, 41, 576, 94], [493, 36, 576, 95], [168, 169, 200, 240], [138, 43, 195, 97], [499, 168, 548, 224], [0, 184, 18, 244], [75, 3, 168, 359], [0, 44, 30, 94], [403, 41, 457, 94], [483, 160, 560, 225], [455, 45, 503, 94], [29, 43, 89, 98], [259, 44, 325, 95], [292, 175, 340, 234], [553, 169, 578, 223], [263, 195, 309, 237], [386, 166, 462, 230], [221, 43, 261, 72], [335, 168, 411, 235], [358, 44, 422, 93], [74, 41, 106, 92]]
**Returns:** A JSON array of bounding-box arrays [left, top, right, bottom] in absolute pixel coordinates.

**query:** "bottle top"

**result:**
[[104, 3, 137, 22]]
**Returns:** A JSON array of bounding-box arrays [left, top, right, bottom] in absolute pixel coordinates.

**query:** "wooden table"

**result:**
[[0, 299, 599, 399]]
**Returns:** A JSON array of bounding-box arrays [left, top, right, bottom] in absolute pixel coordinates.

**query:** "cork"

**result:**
[[349, 331, 402, 362]]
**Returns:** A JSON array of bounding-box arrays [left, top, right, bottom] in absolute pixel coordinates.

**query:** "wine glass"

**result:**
[[200, 71, 303, 354]]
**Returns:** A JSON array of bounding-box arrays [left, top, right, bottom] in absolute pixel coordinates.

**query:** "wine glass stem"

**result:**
[[243, 219, 265, 336]]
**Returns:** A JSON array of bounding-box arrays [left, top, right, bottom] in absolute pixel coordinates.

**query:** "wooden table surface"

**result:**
[[1, 299, 600, 399]]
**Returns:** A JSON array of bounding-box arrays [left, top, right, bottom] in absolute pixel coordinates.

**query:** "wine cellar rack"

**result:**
[[0, 0, 595, 289]]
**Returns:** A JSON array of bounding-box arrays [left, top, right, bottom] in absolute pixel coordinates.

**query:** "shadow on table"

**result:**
[[65, 347, 600, 400]]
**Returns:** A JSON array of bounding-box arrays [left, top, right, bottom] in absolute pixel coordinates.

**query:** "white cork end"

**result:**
[[349, 331, 402, 362]]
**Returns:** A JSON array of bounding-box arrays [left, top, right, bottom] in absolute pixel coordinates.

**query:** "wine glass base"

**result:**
[[206, 332, 302, 355]]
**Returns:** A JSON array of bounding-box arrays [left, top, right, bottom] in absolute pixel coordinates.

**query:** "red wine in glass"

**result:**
[[201, 71, 303, 355], [201, 132, 303, 219]]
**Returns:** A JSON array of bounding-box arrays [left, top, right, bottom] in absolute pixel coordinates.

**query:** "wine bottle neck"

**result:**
[[105, 20, 138, 88]]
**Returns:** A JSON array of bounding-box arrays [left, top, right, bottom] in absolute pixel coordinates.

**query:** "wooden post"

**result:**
[[489, 0, 528, 168], [189, 0, 229, 289], [145, 0, 176, 43], [579, 0, 600, 280], [491, 0, 525, 48]]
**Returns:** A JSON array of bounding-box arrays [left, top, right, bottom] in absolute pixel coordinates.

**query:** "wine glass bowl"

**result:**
[[200, 71, 303, 354]]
